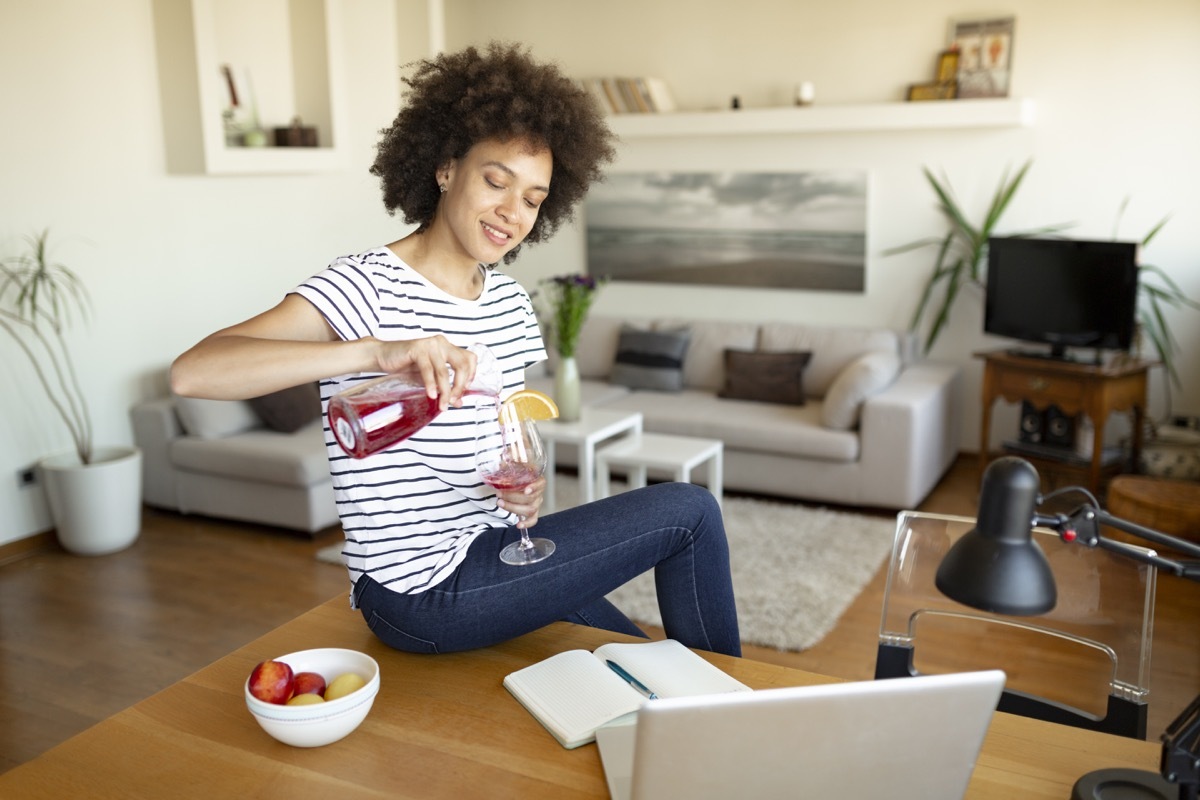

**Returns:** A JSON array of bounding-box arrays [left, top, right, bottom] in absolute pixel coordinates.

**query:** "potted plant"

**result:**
[[891, 164, 1198, 400], [1111, 200, 1200, 397], [535, 273, 607, 422], [886, 161, 1069, 355], [1, 230, 142, 555]]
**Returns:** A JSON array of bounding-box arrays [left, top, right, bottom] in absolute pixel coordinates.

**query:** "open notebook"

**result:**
[[595, 670, 1006, 800], [504, 639, 749, 748]]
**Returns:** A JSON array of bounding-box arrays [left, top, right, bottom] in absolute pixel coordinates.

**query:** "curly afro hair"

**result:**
[[371, 42, 616, 265]]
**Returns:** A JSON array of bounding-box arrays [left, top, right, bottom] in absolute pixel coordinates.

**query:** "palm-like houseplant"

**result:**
[[1, 230, 94, 464], [2, 230, 141, 555], [886, 160, 1068, 355], [891, 164, 1198, 397], [1112, 200, 1200, 395]]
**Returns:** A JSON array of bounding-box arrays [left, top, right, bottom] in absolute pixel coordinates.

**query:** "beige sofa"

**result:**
[[129, 315, 961, 532], [527, 315, 962, 509], [130, 390, 337, 534]]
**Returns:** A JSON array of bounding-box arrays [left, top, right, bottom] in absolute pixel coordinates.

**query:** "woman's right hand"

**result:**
[[375, 336, 478, 412]]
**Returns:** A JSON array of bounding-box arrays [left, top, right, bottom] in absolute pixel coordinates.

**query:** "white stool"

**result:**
[[595, 433, 723, 507]]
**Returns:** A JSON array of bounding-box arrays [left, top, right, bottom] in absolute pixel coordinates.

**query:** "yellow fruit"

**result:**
[[286, 692, 325, 706], [500, 390, 559, 424], [324, 672, 367, 701]]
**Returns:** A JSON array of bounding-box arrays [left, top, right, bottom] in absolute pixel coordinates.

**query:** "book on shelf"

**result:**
[[642, 77, 676, 112], [616, 78, 647, 113], [503, 638, 750, 749], [581, 76, 677, 114], [600, 78, 628, 113]]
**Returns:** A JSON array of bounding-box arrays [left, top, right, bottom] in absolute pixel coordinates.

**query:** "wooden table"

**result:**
[[977, 350, 1151, 494], [0, 595, 1161, 799]]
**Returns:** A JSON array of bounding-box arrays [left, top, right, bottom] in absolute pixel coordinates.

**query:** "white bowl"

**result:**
[[244, 648, 380, 747]]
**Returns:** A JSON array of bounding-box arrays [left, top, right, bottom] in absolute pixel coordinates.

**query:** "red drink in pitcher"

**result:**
[[327, 343, 502, 459], [329, 386, 443, 459]]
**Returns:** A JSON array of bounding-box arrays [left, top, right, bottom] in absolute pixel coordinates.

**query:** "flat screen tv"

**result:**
[[984, 236, 1139, 360]]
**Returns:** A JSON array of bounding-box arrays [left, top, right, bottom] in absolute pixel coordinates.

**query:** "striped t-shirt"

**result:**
[[293, 247, 547, 599]]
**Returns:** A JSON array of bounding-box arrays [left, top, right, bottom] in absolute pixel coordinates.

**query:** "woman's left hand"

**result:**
[[496, 475, 547, 528]]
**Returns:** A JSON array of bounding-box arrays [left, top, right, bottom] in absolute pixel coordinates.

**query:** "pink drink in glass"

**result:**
[[481, 461, 544, 491]]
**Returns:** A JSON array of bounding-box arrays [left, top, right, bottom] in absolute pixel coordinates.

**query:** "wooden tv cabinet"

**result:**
[[976, 350, 1152, 495]]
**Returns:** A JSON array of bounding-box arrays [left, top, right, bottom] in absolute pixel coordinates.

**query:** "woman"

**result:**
[[172, 43, 740, 657]]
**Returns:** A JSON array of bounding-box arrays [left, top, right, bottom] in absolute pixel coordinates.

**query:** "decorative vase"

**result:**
[[40, 445, 143, 556], [555, 355, 582, 423]]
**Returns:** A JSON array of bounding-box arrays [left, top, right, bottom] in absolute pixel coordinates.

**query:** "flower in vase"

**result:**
[[538, 273, 607, 358]]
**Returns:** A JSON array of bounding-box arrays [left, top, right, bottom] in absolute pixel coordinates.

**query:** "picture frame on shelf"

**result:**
[[907, 82, 957, 102], [949, 16, 1015, 99]]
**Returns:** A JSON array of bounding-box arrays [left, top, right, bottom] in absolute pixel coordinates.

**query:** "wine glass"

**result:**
[[475, 402, 554, 565]]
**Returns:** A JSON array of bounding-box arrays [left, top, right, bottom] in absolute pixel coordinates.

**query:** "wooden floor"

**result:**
[[1, 455, 1197, 775]]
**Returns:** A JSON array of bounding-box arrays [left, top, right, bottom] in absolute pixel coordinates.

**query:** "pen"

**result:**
[[606, 660, 658, 700]]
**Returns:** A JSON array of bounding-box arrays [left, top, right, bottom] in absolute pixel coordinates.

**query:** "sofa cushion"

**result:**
[[600, 390, 859, 462], [610, 326, 691, 392], [718, 349, 812, 405], [758, 323, 901, 398], [169, 420, 329, 487], [249, 382, 322, 433], [821, 351, 903, 430], [173, 395, 261, 439], [656, 318, 760, 392]]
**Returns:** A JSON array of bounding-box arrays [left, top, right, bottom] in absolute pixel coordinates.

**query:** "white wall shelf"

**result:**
[[607, 98, 1035, 138], [160, 0, 349, 175]]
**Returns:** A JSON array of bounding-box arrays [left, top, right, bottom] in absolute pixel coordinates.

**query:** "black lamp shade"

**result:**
[[935, 457, 1058, 615]]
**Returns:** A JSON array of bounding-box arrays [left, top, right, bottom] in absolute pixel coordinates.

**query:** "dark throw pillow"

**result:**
[[610, 326, 691, 392], [248, 382, 322, 433], [718, 349, 812, 405]]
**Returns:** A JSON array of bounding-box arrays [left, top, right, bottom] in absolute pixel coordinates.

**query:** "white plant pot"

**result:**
[[39, 446, 143, 556]]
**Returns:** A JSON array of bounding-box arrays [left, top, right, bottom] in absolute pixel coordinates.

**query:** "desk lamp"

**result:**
[[935, 456, 1200, 800]]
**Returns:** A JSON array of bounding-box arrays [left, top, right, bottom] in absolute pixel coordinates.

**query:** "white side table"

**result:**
[[539, 408, 643, 512], [595, 433, 724, 507]]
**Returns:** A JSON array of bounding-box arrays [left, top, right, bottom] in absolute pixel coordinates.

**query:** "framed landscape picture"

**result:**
[[584, 171, 867, 292], [949, 16, 1015, 98]]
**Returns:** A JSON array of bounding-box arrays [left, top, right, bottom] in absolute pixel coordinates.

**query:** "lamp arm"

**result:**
[[1161, 694, 1200, 799], [1039, 505, 1200, 799], [1043, 507, 1200, 581]]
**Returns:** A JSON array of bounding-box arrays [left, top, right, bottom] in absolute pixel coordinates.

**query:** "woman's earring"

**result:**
[[439, 183, 447, 193]]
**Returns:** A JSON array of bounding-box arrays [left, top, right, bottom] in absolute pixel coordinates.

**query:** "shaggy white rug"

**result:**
[[316, 476, 896, 652]]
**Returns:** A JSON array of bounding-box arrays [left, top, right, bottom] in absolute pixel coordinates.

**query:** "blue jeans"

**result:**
[[352, 482, 741, 656]]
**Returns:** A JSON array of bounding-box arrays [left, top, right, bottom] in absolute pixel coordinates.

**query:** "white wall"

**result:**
[[0, 0, 422, 543], [447, 0, 1200, 463], [1, 0, 1197, 544]]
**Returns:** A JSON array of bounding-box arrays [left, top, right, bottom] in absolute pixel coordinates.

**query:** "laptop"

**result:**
[[595, 670, 1005, 800]]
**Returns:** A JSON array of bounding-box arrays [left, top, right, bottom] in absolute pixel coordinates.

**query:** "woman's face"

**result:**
[[438, 137, 552, 265]]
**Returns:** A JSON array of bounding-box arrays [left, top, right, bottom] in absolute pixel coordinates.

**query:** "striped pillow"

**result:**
[[610, 326, 691, 392]]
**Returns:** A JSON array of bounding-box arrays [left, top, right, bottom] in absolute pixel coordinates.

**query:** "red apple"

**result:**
[[248, 660, 295, 704], [292, 671, 327, 697]]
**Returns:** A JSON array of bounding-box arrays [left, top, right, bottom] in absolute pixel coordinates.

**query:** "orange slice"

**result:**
[[500, 389, 559, 423]]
